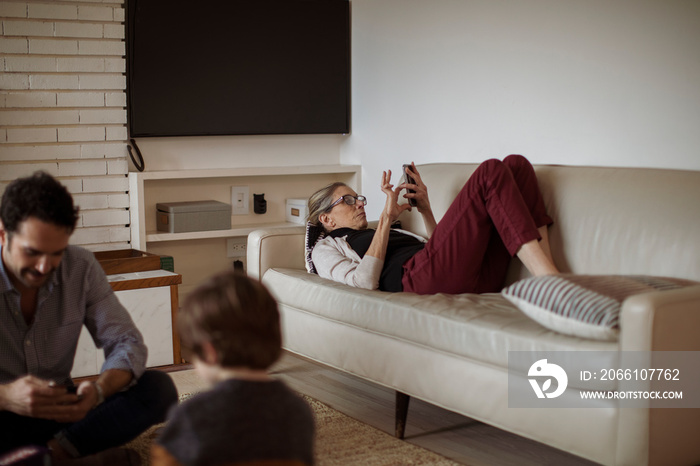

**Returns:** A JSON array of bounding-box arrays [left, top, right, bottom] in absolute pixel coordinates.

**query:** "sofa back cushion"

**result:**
[[399, 163, 700, 284]]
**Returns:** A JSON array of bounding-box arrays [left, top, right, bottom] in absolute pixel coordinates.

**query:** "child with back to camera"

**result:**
[[151, 271, 315, 466]]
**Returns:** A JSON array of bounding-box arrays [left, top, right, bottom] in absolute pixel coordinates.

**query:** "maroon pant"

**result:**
[[401, 155, 552, 295]]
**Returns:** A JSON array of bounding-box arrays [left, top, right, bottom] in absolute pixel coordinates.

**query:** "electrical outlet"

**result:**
[[231, 186, 249, 215], [227, 238, 247, 258]]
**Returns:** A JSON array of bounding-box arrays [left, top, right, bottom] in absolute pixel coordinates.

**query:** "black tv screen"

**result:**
[[126, 0, 350, 137]]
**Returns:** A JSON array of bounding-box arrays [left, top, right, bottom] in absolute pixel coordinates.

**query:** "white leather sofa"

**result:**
[[247, 162, 700, 466]]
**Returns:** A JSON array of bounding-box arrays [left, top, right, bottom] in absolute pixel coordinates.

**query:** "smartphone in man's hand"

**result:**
[[50, 381, 83, 403], [402, 164, 418, 207]]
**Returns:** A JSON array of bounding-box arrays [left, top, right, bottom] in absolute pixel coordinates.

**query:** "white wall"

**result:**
[[343, 0, 700, 220]]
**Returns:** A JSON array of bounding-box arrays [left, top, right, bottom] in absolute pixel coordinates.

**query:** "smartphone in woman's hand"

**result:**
[[402, 164, 417, 207]]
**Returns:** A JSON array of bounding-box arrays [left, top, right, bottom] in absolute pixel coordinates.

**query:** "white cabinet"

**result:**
[[70, 270, 181, 378]]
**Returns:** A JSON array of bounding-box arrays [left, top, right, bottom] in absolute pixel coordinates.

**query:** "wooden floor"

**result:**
[[168, 351, 598, 466]]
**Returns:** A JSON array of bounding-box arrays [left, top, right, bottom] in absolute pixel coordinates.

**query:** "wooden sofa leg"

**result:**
[[395, 391, 410, 439]]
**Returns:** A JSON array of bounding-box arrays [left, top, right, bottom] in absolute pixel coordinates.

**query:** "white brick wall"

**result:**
[[0, 0, 129, 251]]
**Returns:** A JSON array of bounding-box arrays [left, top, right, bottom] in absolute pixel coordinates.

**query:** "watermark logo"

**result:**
[[509, 351, 699, 408], [528, 359, 568, 399]]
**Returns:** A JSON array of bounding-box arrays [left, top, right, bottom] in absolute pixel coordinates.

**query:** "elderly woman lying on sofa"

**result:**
[[306, 154, 559, 295]]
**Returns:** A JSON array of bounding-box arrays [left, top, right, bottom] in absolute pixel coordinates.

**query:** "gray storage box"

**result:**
[[156, 200, 231, 233]]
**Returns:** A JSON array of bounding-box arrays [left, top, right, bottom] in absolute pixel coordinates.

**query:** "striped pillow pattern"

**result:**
[[501, 274, 697, 341], [305, 221, 326, 274]]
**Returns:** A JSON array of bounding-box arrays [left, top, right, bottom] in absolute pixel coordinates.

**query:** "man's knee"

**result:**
[[132, 370, 178, 421]]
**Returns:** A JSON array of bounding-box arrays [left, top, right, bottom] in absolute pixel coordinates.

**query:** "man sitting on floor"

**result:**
[[0, 172, 178, 465]]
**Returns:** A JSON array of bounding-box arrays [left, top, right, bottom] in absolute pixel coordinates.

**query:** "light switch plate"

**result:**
[[231, 186, 249, 215]]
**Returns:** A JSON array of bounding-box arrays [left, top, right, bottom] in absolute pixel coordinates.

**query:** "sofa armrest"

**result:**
[[619, 284, 700, 351], [619, 284, 700, 466], [247, 226, 306, 280]]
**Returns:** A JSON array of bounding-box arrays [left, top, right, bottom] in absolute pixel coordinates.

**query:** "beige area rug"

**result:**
[[126, 393, 462, 465]]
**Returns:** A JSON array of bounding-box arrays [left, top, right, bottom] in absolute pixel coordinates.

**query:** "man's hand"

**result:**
[[0, 375, 88, 422]]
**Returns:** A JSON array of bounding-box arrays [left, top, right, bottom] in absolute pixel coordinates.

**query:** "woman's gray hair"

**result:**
[[307, 182, 348, 226]]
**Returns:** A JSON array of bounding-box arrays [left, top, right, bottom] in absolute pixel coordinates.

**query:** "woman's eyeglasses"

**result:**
[[326, 194, 367, 212]]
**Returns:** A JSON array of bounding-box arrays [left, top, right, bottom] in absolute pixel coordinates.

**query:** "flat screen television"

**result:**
[[126, 0, 350, 138]]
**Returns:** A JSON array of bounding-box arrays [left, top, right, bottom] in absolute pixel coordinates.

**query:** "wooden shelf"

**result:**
[[129, 164, 361, 181], [94, 248, 162, 274], [145, 222, 302, 243], [107, 270, 183, 292]]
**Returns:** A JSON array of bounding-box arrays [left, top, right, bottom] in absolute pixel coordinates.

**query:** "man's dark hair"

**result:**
[[0, 171, 80, 234]]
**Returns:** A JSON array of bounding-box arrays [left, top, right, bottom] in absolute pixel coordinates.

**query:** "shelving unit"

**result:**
[[144, 222, 298, 243], [128, 164, 361, 250]]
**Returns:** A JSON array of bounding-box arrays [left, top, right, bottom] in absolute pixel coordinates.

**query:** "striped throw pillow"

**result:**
[[501, 274, 698, 341]]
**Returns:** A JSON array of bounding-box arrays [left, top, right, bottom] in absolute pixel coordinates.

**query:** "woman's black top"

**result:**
[[329, 227, 425, 292]]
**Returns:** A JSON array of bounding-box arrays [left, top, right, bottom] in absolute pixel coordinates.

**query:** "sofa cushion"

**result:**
[[501, 274, 699, 341], [263, 268, 618, 372]]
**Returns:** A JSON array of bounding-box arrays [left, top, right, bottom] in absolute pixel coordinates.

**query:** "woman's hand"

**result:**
[[400, 163, 437, 237], [364, 170, 411, 264], [380, 169, 412, 224], [399, 163, 432, 212]]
